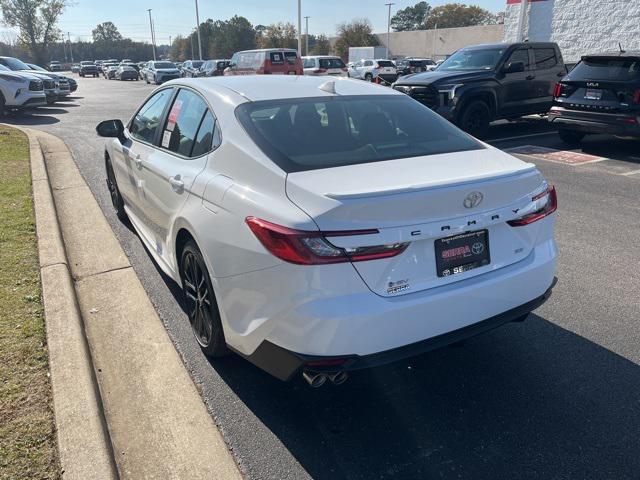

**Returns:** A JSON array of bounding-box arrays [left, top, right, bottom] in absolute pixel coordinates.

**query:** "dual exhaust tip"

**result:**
[[302, 370, 348, 388]]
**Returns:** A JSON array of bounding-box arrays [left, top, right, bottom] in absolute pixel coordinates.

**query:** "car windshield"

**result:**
[[29, 64, 47, 71], [571, 57, 640, 81], [319, 58, 345, 69], [438, 48, 505, 71], [81, 61, 93, 65], [2, 57, 30, 70], [154, 62, 175, 69], [236, 95, 483, 173]]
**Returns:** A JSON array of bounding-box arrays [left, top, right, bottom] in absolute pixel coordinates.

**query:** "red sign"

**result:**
[[166, 99, 183, 131], [506, 145, 606, 165]]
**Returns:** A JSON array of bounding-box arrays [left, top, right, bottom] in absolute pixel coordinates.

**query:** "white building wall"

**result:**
[[504, 0, 640, 63]]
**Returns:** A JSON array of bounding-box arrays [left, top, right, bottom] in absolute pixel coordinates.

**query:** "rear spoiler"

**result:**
[[581, 54, 640, 62]]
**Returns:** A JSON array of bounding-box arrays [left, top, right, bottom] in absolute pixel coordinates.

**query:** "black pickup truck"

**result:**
[[393, 42, 568, 137]]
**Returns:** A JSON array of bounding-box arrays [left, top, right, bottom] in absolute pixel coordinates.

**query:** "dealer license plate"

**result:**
[[435, 230, 490, 278]]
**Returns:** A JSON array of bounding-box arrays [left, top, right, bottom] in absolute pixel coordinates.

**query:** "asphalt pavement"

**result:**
[[7, 76, 640, 480]]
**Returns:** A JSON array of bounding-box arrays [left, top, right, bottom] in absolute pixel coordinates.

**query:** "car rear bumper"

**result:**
[[238, 278, 556, 381], [219, 231, 557, 380], [549, 106, 640, 136]]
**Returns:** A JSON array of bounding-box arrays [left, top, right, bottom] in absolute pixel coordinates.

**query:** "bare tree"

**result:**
[[0, 0, 68, 63]]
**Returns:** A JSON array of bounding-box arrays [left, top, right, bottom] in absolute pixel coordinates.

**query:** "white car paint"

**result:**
[[348, 58, 397, 81], [0, 65, 47, 110], [302, 55, 348, 77], [100, 75, 557, 381]]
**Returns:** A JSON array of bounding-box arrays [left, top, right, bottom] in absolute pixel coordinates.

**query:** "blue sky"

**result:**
[[52, 0, 506, 45]]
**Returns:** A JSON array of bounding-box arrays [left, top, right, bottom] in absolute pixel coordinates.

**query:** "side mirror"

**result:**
[[96, 119, 125, 142], [504, 61, 525, 74]]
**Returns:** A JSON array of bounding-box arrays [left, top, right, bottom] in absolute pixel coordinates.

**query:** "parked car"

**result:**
[[101, 62, 118, 77], [348, 59, 397, 83], [181, 60, 204, 77], [115, 65, 139, 81], [105, 65, 119, 80], [71, 63, 80, 73], [393, 42, 569, 137], [0, 56, 68, 103], [197, 59, 230, 77], [26, 63, 72, 98], [0, 64, 47, 112], [79, 61, 99, 77], [96, 76, 558, 385], [225, 48, 303, 75], [550, 51, 640, 144], [302, 56, 348, 76], [49, 60, 62, 71], [396, 58, 437, 76], [144, 61, 181, 84]]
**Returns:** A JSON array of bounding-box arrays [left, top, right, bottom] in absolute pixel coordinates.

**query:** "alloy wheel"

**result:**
[[181, 251, 214, 347]]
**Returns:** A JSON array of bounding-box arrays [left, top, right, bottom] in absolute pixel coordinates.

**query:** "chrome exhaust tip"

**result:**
[[302, 371, 327, 388], [328, 371, 348, 385]]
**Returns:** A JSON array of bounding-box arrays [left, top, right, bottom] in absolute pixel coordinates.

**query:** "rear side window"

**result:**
[[191, 111, 221, 157], [571, 57, 640, 81], [534, 48, 557, 70], [270, 52, 284, 65], [163, 89, 208, 157], [129, 88, 174, 144], [236, 95, 483, 173]]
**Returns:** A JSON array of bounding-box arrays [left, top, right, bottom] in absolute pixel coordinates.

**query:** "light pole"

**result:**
[[385, 3, 395, 60], [67, 32, 73, 63], [297, 0, 302, 57], [147, 9, 156, 61], [194, 0, 203, 60], [304, 16, 310, 55]]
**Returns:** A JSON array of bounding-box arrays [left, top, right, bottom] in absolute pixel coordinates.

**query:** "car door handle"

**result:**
[[526, 75, 535, 80], [133, 155, 143, 168], [169, 175, 184, 193]]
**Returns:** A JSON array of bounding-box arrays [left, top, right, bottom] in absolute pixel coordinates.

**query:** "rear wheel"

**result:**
[[105, 157, 127, 222], [459, 100, 491, 138], [180, 241, 229, 358], [0, 93, 5, 116], [558, 129, 586, 146]]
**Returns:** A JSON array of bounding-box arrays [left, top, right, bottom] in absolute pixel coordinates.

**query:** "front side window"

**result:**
[[236, 95, 483, 173], [319, 58, 345, 69], [129, 88, 174, 144], [303, 58, 315, 68], [163, 89, 208, 157], [364, 60, 373, 67], [505, 49, 530, 71]]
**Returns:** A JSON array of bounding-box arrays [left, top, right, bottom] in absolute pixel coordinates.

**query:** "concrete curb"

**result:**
[[21, 126, 119, 480], [20, 125, 243, 479]]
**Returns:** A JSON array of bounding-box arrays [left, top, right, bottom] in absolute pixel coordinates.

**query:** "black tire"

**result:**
[[558, 129, 586, 146], [180, 241, 229, 358], [105, 157, 127, 222], [364, 73, 373, 82], [145, 75, 149, 84], [0, 92, 6, 116], [459, 100, 492, 138]]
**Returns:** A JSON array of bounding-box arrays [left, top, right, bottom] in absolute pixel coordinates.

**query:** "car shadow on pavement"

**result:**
[[211, 314, 640, 480], [579, 136, 640, 164], [2, 112, 61, 126]]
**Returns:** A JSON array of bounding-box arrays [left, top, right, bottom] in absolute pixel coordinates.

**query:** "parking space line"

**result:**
[[488, 132, 558, 144]]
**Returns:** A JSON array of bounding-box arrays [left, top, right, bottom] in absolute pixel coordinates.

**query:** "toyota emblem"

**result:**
[[463, 192, 484, 209]]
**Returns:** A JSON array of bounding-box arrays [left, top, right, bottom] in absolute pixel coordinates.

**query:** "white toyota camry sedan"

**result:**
[[97, 75, 557, 387]]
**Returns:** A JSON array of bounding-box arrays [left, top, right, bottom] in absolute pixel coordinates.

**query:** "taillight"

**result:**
[[632, 89, 640, 104], [553, 83, 564, 98], [245, 217, 409, 265], [313, 68, 327, 74], [508, 186, 558, 227]]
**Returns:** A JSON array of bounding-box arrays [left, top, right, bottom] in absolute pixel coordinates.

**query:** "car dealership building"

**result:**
[[504, 0, 640, 62]]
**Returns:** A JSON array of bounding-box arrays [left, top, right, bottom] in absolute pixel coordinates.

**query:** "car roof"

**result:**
[[236, 48, 297, 53], [177, 75, 402, 103], [463, 42, 557, 50], [582, 51, 640, 60]]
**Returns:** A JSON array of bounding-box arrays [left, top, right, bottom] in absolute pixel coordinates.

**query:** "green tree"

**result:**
[[333, 19, 378, 61], [257, 22, 297, 49], [209, 15, 256, 58], [92, 21, 123, 43], [425, 3, 498, 29], [309, 34, 331, 55], [391, 1, 431, 31], [0, 0, 67, 64]]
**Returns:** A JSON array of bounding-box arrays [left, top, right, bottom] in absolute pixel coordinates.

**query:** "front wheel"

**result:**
[[364, 73, 373, 82], [558, 129, 586, 146], [180, 241, 229, 358], [105, 157, 127, 222], [459, 100, 491, 138]]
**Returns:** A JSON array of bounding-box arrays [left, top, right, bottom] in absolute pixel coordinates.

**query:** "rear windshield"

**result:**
[[376, 60, 395, 68], [571, 58, 640, 81], [284, 51, 298, 65], [319, 58, 345, 69], [236, 95, 483, 173], [154, 62, 175, 69]]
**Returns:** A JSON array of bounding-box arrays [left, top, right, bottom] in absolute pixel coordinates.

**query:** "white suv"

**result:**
[[348, 58, 397, 83], [0, 65, 47, 112], [302, 56, 348, 76]]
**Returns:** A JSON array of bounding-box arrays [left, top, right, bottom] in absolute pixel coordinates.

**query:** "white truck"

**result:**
[[348, 46, 388, 65]]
